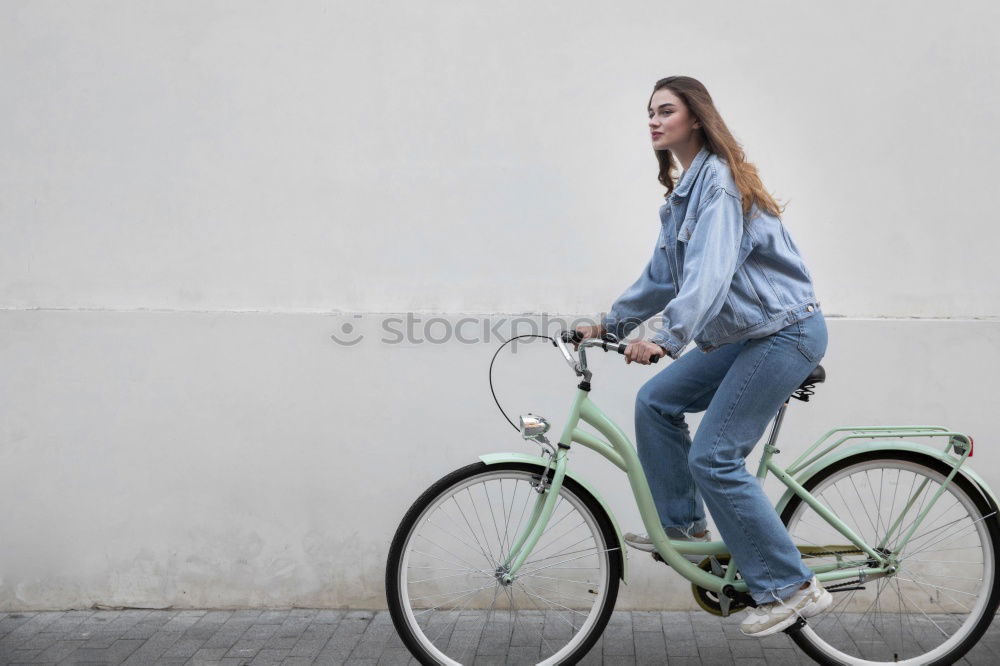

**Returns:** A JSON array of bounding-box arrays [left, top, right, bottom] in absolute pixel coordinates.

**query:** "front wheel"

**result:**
[[780, 451, 1000, 665], [385, 461, 622, 665]]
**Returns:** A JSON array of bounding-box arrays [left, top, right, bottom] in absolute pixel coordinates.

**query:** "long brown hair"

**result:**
[[650, 76, 785, 218]]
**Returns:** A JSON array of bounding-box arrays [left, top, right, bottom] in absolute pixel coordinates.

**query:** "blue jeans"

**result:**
[[635, 310, 829, 604]]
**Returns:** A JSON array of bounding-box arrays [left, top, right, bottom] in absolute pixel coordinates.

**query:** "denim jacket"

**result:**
[[601, 145, 821, 358]]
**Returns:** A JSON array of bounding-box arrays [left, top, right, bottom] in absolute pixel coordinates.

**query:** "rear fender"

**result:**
[[774, 441, 1000, 518]]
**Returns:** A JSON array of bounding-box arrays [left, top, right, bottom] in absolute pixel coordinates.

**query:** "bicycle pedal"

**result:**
[[718, 591, 731, 617], [783, 616, 808, 634]]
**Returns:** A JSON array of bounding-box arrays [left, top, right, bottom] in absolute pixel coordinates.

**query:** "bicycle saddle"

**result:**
[[801, 364, 825, 388], [792, 364, 825, 402]]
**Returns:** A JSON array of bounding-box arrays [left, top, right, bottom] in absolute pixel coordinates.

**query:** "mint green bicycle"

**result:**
[[385, 330, 1000, 665]]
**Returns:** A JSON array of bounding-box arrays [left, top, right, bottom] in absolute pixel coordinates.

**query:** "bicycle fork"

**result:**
[[498, 449, 570, 584]]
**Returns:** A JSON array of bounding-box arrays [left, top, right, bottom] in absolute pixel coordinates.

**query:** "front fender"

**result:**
[[774, 441, 1000, 518], [479, 452, 628, 582]]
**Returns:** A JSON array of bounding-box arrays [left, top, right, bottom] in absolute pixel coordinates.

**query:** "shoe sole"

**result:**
[[739, 588, 833, 638]]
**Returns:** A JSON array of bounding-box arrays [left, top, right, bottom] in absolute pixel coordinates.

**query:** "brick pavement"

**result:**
[[1, 609, 999, 665]]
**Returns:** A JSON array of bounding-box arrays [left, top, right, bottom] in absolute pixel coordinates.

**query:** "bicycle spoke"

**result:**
[[424, 516, 501, 564], [412, 582, 500, 614], [466, 487, 500, 567], [481, 481, 507, 567], [516, 572, 596, 586], [899, 505, 968, 552], [409, 569, 491, 585], [518, 548, 603, 575], [499, 479, 512, 561], [895, 574, 976, 603], [888, 476, 935, 553], [503, 584, 549, 657], [450, 494, 497, 569], [508, 479, 535, 561], [847, 474, 881, 546], [913, 571, 982, 581], [894, 580, 951, 638], [523, 532, 594, 567], [903, 558, 983, 565], [899, 511, 995, 561], [409, 581, 498, 604], [533, 515, 585, 556], [511, 577, 563, 658], [516, 585, 589, 618], [410, 546, 493, 577]]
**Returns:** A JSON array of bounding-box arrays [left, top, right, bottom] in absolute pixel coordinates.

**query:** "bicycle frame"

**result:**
[[498, 384, 977, 600]]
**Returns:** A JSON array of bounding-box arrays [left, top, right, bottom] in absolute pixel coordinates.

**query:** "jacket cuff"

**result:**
[[649, 331, 684, 360], [600, 312, 623, 340]]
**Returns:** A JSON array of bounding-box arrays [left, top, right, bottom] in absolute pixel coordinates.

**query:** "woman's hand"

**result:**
[[572, 324, 605, 350], [624, 340, 668, 365]]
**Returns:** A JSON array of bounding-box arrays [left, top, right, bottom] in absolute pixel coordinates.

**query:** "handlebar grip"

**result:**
[[613, 344, 661, 363]]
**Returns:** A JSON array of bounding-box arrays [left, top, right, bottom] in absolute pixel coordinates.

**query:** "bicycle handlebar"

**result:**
[[558, 330, 662, 363]]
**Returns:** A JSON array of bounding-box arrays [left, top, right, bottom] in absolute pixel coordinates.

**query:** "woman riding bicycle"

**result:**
[[575, 75, 832, 637]]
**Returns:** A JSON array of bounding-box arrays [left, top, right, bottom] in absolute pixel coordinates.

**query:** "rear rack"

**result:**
[[785, 425, 974, 476]]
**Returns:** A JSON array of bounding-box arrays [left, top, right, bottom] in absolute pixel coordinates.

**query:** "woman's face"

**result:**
[[647, 87, 700, 151]]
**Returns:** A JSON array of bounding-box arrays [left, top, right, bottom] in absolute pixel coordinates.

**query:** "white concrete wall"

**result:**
[[1, 1, 997, 610]]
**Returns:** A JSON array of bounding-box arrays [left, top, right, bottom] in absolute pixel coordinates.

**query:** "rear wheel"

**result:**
[[386, 461, 622, 665], [780, 451, 1000, 665]]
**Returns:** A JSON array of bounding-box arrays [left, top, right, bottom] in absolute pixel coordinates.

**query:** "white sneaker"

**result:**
[[739, 576, 833, 637], [623, 530, 712, 563]]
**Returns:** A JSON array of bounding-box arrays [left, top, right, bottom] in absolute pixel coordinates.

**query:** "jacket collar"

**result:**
[[670, 145, 712, 199]]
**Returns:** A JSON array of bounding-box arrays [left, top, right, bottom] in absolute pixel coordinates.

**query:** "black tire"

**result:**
[[386, 461, 622, 665], [779, 450, 1000, 665]]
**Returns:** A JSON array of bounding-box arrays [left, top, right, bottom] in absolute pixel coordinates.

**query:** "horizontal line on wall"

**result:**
[[0, 307, 998, 321]]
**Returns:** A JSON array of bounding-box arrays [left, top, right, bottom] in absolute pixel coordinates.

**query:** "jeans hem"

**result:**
[[662, 522, 708, 539], [754, 576, 813, 605]]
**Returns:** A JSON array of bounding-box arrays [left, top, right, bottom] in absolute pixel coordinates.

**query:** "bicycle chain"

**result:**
[[825, 578, 866, 591]]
